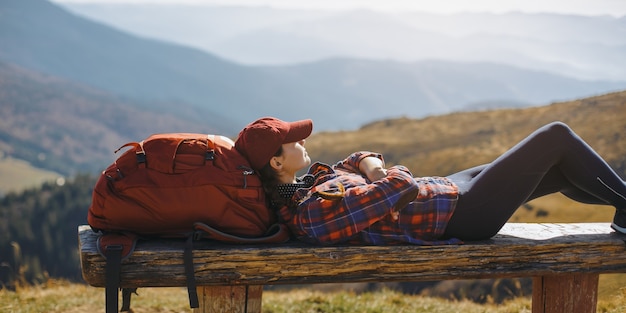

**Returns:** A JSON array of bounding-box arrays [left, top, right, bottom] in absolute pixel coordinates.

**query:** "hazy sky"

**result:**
[[52, 0, 626, 17]]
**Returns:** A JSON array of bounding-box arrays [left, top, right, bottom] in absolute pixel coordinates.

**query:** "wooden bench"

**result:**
[[79, 223, 626, 313]]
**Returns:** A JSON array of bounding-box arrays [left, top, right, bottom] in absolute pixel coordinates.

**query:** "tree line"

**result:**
[[0, 174, 95, 289]]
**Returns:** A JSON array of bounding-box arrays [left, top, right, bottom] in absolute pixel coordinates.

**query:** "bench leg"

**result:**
[[532, 274, 599, 313], [194, 285, 263, 313]]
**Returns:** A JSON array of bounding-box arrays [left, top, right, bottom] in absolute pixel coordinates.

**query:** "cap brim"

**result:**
[[284, 119, 313, 143]]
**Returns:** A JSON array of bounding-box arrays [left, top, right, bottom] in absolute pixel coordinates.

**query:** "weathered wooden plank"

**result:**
[[79, 223, 626, 288]]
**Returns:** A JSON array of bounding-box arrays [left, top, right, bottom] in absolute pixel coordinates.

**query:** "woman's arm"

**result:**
[[294, 165, 418, 245], [358, 156, 387, 181], [334, 151, 387, 181]]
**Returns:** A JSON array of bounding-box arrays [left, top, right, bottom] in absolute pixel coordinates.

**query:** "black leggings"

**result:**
[[443, 122, 626, 240]]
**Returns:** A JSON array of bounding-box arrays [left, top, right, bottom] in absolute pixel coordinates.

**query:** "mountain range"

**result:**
[[1, 0, 625, 191], [61, 3, 626, 81], [1, 0, 624, 133]]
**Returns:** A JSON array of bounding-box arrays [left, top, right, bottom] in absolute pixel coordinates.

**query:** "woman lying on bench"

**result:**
[[234, 117, 626, 245]]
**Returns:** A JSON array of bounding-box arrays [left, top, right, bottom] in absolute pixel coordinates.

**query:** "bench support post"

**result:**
[[532, 274, 599, 313], [194, 285, 263, 313]]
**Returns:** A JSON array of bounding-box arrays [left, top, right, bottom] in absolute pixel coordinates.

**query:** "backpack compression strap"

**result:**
[[193, 222, 291, 244]]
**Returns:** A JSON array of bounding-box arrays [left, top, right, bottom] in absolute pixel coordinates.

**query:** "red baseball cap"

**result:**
[[235, 117, 313, 171]]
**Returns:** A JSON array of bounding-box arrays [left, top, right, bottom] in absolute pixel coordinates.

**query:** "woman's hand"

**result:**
[[358, 156, 388, 182]]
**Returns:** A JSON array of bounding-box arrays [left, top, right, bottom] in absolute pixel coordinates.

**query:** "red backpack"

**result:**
[[88, 133, 289, 313]]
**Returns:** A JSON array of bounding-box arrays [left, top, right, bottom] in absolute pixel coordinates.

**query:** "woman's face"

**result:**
[[276, 139, 311, 175]]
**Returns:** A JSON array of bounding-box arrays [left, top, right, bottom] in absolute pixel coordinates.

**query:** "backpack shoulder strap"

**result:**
[[94, 224, 289, 313], [96, 232, 139, 313], [97, 231, 200, 311]]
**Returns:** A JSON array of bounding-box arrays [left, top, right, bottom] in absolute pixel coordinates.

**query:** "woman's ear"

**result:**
[[270, 157, 282, 170]]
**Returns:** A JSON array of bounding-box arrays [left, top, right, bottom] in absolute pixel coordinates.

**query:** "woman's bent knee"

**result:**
[[543, 121, 572, 136]]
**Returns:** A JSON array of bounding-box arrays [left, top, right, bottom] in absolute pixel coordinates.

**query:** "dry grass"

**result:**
[[0, 280, 189, 313], [262, 288, 533, 313], [3, 279, 626, 313]]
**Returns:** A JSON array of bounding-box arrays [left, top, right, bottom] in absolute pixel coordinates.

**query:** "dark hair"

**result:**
[[257, 146, 289, 209]]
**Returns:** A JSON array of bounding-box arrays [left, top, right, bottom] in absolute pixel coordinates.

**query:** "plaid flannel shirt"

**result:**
[[276, 151, 462, 245]]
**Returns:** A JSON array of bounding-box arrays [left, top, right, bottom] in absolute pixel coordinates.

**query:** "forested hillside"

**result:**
[[0, 61, 216, 177], [0, 175, 95, 288]]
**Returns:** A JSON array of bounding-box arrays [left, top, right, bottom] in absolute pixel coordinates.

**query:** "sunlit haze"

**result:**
[[52, 0, 626, 17]]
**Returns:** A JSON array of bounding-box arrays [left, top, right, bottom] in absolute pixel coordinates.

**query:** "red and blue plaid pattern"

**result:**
[[277, 152, 462, 245]]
